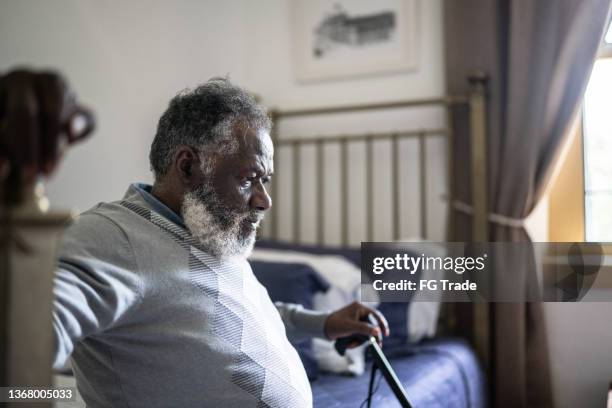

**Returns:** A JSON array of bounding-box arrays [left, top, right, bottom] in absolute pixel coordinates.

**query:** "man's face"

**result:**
[[181, 124, 274, 259]]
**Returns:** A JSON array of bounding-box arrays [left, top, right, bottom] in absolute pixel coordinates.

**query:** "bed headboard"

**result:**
[[260, 91, 483, 247]]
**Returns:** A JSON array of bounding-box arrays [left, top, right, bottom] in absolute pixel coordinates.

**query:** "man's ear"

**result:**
[[174, 146, 199, 185]]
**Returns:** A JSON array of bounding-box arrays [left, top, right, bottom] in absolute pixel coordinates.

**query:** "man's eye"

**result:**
[[262, 176, 272, 185], [240, 178, 253, 188]]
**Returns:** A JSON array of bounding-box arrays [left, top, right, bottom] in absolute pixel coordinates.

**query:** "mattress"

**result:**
[[311, 338, 485, 408]]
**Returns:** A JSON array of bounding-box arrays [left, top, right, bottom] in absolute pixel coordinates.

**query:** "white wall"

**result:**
[[243, 0, 444, 109], [0, 0, 250, 210], [545, 302, 612, 408], [529, 201, 612, 407], [533, 161, 612, 407], [525, 171, 612, 408], [539, 161, 612, 408]]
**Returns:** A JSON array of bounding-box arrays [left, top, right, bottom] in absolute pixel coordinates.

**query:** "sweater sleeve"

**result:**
[[274, 302, 330, 343], [52, 211, 143, 371]]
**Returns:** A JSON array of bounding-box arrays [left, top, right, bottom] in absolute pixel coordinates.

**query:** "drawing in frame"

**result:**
[[291, 0, 419, 82]]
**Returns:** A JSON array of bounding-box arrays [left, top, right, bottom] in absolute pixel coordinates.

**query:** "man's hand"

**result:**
[[0, 69, 95, 186], [324, 301, 390, 348]]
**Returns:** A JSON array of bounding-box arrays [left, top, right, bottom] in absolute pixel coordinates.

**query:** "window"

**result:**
[[583, 21, 612, 241]]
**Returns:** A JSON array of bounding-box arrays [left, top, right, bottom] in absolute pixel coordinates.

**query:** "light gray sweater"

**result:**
[[52, 184, 328, 408]]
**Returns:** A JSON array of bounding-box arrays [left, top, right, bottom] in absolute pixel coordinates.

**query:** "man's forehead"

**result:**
[[235, 126, 273, 158]]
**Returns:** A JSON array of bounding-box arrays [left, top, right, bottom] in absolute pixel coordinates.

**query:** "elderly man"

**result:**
[[0, 72, 388, 407]]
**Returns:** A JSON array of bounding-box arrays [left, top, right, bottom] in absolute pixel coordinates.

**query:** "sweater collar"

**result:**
[[124, 183, 185, 228]]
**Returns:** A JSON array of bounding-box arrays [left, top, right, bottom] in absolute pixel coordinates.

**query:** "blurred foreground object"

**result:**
[[0, 69, 94, 204], [0, 68, 94, 406]]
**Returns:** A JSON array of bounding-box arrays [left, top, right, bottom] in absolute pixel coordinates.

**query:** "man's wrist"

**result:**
[[293, 309, 331, 339]]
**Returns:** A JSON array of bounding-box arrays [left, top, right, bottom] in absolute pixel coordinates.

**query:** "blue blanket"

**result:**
[[312, 338, 485, 408]]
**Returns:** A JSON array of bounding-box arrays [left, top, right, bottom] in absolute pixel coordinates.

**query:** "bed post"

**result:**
[[468, 71, 489, 241], [468, 71, 490, 372], [0, 181, 72, 407], [269, 109, 279, 240]]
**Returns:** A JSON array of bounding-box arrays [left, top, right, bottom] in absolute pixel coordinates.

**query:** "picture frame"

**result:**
[[291, 0, 419, 82]]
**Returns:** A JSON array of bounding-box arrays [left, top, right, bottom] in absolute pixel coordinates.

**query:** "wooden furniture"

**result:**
[[1, 183, 73, 408]]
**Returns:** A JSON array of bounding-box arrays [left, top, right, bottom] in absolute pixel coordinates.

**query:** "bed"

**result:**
[[251, 75, 490, 407], [251, 240, 485, 408]]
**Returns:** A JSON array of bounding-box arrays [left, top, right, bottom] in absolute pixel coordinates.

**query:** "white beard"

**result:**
[[181, 187, 260, 260]]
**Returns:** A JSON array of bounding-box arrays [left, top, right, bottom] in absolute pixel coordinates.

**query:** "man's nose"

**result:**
[[250, 182, 272, 211]]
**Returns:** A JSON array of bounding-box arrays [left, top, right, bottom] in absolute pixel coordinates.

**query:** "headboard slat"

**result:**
[[316, 140, 324, 245], [340, 139, 349, 246], [419, 133, 428, 238], [366, 137, 374, 242], [391, 134, 400, 241], [292, 142, 300, 243]]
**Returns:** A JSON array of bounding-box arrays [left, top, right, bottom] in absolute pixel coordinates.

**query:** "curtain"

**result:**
[[444, 0, 611, 407]]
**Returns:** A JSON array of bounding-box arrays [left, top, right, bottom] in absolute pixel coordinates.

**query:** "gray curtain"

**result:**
[[445, 0, 611, 407]]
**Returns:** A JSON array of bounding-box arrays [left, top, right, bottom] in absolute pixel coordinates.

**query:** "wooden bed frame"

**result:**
[[262, 72, 490, 369]]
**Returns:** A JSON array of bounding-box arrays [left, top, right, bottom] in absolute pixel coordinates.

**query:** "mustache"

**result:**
[[209, 205, 264, 225], [191, 184, 265, 227], [243, 211, 265, 224]]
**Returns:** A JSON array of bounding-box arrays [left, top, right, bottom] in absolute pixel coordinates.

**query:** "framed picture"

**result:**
[[291, 0, 419, 82]]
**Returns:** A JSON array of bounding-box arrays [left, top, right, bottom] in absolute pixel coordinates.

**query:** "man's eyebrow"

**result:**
[[241, 165, 272, 175]]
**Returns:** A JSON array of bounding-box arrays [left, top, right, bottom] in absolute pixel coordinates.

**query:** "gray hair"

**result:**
[[149, 77, 271, 180]]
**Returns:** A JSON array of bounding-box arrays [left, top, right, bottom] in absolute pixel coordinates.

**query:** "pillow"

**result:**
[[251, 248, 376, 376], [250, 260, 329, 380], [250, 261, 330, 309], [376, 239, 447, 351], [401, 239, 446, 343], [255, 240, 444, 352]]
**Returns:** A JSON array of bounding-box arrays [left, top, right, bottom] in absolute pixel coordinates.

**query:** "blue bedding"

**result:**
[[312, 338, 485, 408], [254, 240, 486, 407]]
